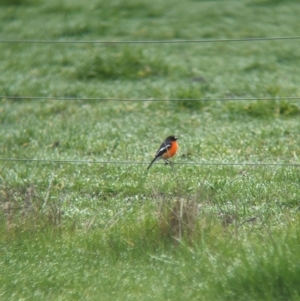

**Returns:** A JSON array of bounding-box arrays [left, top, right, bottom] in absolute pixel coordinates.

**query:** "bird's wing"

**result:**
[[155, 142, 171, 157], [147, 141, 172, 170]]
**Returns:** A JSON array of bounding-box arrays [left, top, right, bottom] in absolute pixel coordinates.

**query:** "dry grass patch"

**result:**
[[0, 183, 63, 232]]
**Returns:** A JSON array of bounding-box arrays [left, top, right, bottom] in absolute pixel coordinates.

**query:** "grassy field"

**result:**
[[1, 0, 300, 300]]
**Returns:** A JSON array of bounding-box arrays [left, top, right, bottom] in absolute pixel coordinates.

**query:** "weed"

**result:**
[[76, 47, 174, 80], [171, 85, 207, 110], [156, 197, 199, 245], [0, 0, 35, 6], [242, 100, 300, 118]]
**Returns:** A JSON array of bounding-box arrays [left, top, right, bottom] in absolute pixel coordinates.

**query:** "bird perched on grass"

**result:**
[[147, 135, 179, 170]]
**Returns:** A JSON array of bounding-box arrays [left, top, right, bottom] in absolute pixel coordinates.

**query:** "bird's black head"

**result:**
[[166, 135, 178, 141]]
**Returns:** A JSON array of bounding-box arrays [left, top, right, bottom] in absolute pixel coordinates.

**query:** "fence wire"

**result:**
[[0, 158, 299, 167], [2, 96, 300, 102], [1, 36, 300, 45]]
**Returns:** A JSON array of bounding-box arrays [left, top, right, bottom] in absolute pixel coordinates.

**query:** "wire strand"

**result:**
[[0, 158, 299, 167], [2, 96, 300, 102], [1, 36, 300, 45]]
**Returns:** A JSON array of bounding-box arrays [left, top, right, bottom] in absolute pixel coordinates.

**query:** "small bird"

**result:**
[[147, 135, 179, 170]]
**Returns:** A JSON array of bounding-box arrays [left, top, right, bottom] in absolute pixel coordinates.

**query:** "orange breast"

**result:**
[[161, 141, 178, 159]]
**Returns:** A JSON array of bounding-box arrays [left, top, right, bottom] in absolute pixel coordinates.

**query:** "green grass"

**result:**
[[1, 0, 300, 300]]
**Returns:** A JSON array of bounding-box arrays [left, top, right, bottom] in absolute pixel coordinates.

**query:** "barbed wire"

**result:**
[[1, 36, 300, 45], [0, 158, 299, 167], [2, 96, 300, 102]]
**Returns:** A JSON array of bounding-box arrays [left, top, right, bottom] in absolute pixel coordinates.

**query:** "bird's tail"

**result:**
[[147, 156, 158, 170]]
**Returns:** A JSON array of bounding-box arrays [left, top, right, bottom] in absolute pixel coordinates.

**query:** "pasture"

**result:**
[[1, 0, 300, 300]]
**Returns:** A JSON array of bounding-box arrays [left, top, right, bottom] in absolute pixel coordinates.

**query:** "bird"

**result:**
[[147, 135, 179, 170]]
